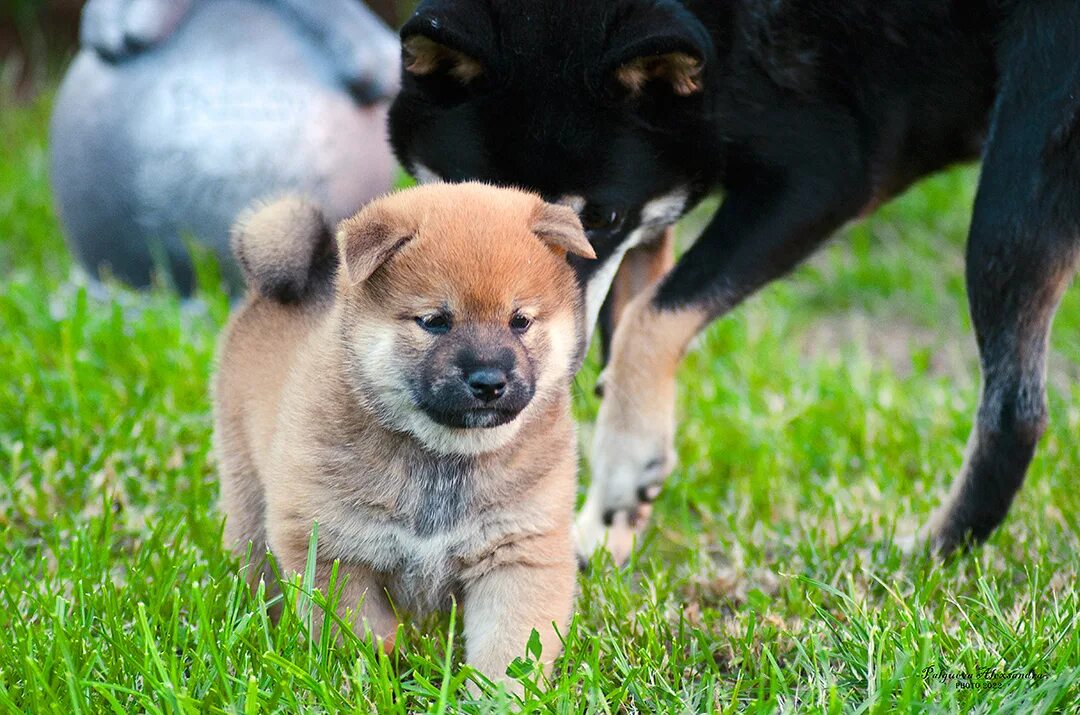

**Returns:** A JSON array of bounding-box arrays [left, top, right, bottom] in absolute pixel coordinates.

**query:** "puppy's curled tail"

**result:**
[[231, 196, 336, 304]]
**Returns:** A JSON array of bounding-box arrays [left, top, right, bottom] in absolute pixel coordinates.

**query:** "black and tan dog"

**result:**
[[213, 184, 594, 688], [389, 0, 1080, 560]]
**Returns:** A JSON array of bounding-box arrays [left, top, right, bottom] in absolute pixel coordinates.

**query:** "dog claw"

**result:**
[[574, 502, 653, 568]]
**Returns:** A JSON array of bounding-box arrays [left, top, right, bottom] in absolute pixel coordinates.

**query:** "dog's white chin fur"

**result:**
[[352, 318, 574, 457], [399, 409, 526, 456], [350, 330, 521, 455], [396, 324, 573, 456]]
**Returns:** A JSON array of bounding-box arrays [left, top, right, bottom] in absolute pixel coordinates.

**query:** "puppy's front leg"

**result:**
[[311, 560, 398, 651], [272, 531, 398, 650], [462, 556, 575, 693]]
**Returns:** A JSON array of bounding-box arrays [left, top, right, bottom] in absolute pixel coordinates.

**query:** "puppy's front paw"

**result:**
[[899, 508, 972, 559]]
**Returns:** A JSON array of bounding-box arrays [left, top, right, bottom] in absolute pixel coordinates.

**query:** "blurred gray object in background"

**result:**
[[50, 0, 400, 294]]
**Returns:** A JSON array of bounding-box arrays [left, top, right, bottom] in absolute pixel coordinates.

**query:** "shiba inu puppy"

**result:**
[[212, 183, 594, 688]]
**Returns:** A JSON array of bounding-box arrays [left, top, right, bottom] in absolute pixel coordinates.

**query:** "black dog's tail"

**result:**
[[230, 196, 338, 304]]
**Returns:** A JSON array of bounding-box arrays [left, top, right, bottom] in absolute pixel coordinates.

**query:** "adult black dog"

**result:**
[[388, 0, 1080, 562]]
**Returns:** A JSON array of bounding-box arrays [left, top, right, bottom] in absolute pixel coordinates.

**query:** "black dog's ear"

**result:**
[[602, 2, 713, 98], [400, 1, 495, 86]]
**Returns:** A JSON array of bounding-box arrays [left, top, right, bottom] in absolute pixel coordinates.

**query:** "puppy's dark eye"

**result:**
[[580, 204, 624, 233], [509, 313, 532, 334], [416, 314, 451, 335]]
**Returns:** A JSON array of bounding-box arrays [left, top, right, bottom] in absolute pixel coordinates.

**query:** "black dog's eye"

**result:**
[[416, 314, 451, 335], [580, 205, 624, 232], [509, 313, 532, 334]]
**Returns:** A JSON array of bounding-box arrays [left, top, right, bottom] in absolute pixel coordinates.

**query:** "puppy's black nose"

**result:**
[[466, 368, 507, 403]]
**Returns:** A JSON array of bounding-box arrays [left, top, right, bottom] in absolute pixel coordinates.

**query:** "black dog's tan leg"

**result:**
[[598, 229, 676, 365], [611, 229, 676, 327], [577, 138, 870, 563], [576, 296, 706, 562], [917, 5, 1080, 555]]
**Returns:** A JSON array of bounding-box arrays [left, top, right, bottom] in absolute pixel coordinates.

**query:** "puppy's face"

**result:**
[[389, 0, 719, 331], [336, 183, 594, 456]]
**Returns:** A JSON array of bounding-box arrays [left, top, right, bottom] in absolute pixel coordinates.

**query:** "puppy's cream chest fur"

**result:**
[[316, 454, 556, 615], [326, 511, 518, 614]]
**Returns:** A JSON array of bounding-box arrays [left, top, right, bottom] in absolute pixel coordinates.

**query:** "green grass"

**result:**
[[2, 91, 1079, 714]]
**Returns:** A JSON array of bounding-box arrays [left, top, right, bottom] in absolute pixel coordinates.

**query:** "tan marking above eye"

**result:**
[[403, 35, 483, 83], [615, 52, 703, 97]]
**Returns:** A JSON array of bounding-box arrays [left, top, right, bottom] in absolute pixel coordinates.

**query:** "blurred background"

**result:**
[[2, 0, 412, 98], [1, 0, 81, 97], [2, 0, 421, 294]]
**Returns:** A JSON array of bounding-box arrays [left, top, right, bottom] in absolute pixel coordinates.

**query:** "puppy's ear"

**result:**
[[532, 202, 596, 260], [336, 212, 414, 285], [400, 1, 494, 86], [602, 2, 713, 98]]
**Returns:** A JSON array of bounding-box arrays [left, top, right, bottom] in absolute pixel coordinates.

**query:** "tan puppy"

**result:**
[[212, 183, 594, 689]]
